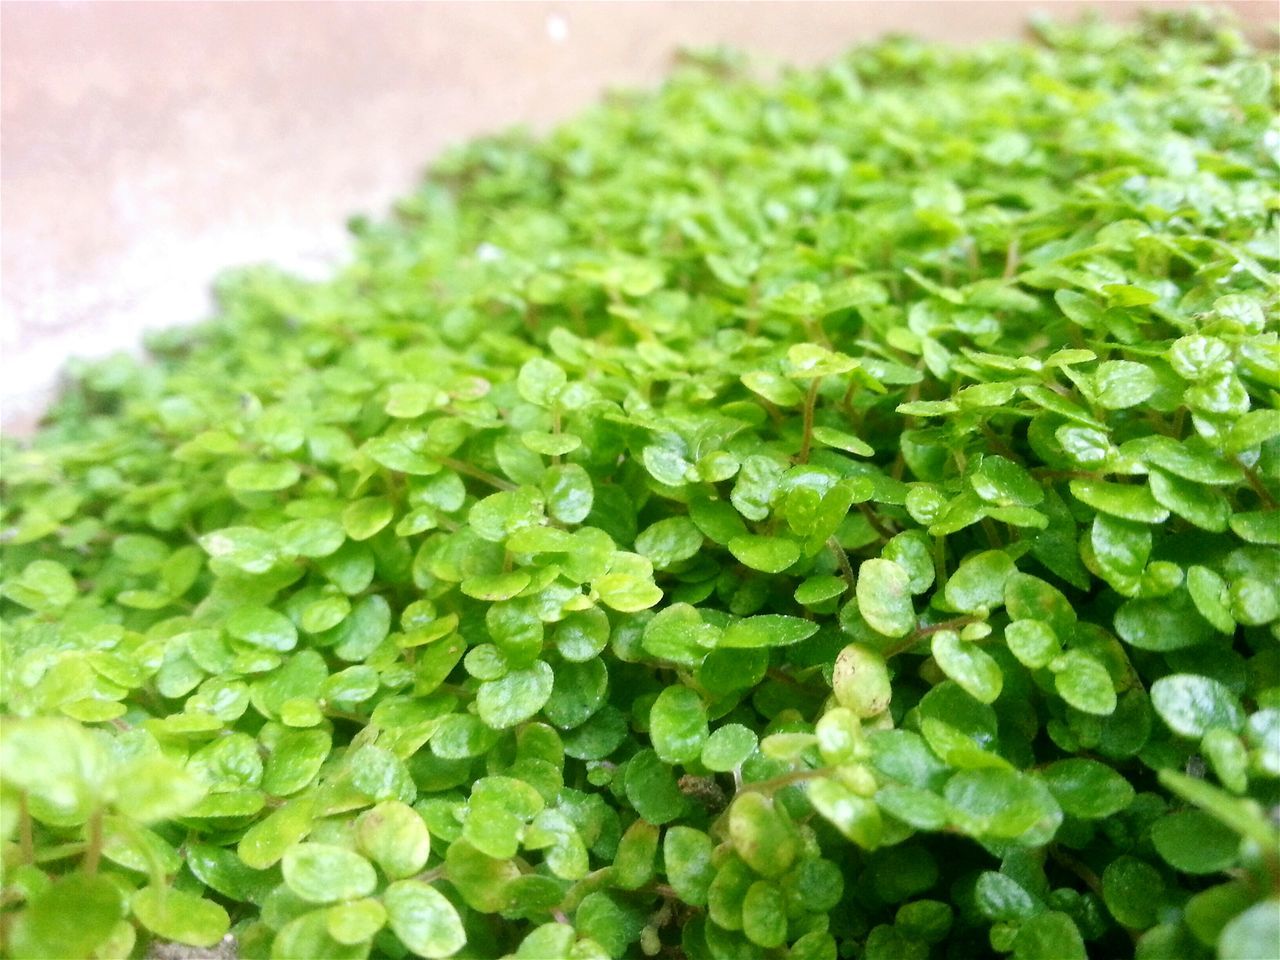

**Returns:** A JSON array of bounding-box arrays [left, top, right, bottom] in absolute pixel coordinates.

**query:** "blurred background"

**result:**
[[2, 0, 1274, 433]]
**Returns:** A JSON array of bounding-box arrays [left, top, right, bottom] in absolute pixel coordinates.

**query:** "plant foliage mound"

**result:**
[[3, 10, 1279, 960]]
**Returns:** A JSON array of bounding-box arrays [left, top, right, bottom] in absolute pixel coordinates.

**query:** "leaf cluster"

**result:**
[[2, 9, 1278, 960]]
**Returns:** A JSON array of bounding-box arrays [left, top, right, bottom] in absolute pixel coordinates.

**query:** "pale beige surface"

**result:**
[[2, 0, 1274, 433]]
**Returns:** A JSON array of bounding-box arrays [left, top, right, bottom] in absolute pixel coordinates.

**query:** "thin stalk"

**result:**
[[644, 882, 680, 901], [911, 616, 981, 639], [766, 667, 826, 696], [83, 808, 104, 876], [798, 376, 822, 464], [1240, 460, 1278, 510], [759, 398, 785, 428], [840, 379, 857, 417], [1003, 237, 1020, 279], [17, 793, 33, 865], [437, 457, 516, 492], [979, 423, 1018, 461], [744, 283, 760, 338], [828, 536, 857, 597], [858, 502, 895, 542], [1050, 846, 1139, 945], [884, 634, 926, 660], [324, 707, 371, 724], [561, 867, 613, 913], [738, 766, 834, 796], [1048, 845, 1104, 898], [885, 615, 980, 659]]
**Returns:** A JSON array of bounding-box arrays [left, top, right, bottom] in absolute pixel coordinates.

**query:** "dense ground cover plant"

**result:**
[[2, 9, 1279, 960]]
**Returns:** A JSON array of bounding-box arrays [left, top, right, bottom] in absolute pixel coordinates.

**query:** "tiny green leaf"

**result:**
[[702, 724, 759, 772], [943, 550, 1016, 615], [1013, 911, 1086, 960], [649, 686, 709, 765], [282, 844, 378, 904], [1052, 650, 1116, 716], [721, 614, 819, 648], [727, 534, 801, 573], [1040, 759, 1134, 818], [1151, 810, 1241, 874], [857, 559, 916, 637], [226, 460, 300, 492], [226, 606, 298, 652], [132, 886, 230, 948], [476, 661, 555, 730], [1151, 674, 1245, 738], [356, 801, 431, 879], [384, 880, 467, 959], [931, 631, 1003, 704]]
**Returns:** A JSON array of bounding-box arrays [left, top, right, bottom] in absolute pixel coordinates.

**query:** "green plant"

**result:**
[[2, 8, 1278, 960]]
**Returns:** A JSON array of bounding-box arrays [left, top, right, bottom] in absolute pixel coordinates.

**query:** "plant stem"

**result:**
[[561, 867, 613, 913], [759, 398, 785, 427], [1050, 845, 1139, 945], [744, 283, 760, 338], [797, 377, 821, 464], [83, 808, 104, 876], [1048, 844, 1103, 897], [885, 616, 981, 659], [324, 707, 371, 724], [551, 409, 563, 467], [1239, 459, 1277, 510], [840, 379, 857, 416], [644, 882, 679, 901], [437, 457, 516, 492], [858, 502, 895, 542], [766, 667, 826, 696], [738, 766, 833, 796], [913, 616, 981, 639], [979, 423, 1018, 461], [828, 536, 857, 596], [17, 793, 34, 866], [1003, 237, 1020, 279]]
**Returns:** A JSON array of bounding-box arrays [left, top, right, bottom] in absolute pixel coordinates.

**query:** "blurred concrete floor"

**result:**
[[2, 1, 1275, 433]]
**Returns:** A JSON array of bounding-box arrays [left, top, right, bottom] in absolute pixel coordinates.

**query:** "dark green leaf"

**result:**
[[1151, 810, 1240, 874], [1040, 759, 1134, 818], [649, 686, 709, 764]]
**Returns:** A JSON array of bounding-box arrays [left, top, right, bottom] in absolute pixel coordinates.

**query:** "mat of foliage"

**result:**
[[3, 10, 1279, 960]]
